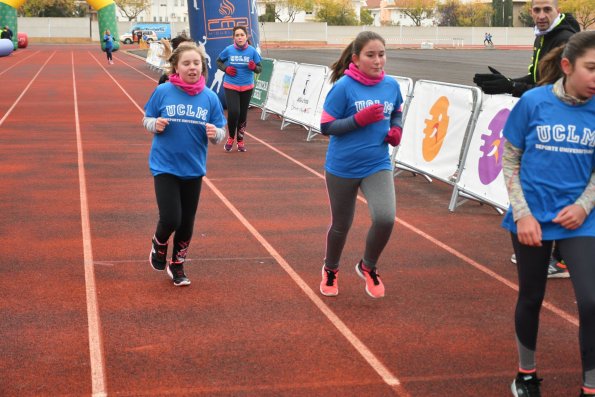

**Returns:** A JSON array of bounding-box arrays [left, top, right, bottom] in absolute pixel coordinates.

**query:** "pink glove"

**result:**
[[225, 66, 237, 76], [248, 60, 256, 70], [354, 104, 384, 127], [384, 126, 403, 146]]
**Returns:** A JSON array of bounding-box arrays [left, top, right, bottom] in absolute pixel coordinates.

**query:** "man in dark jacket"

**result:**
[[1, 26, 11, 40], [473, 0, 579, 97]]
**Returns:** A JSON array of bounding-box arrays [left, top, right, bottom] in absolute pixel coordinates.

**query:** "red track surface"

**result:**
[[0, 45, 582, 396]]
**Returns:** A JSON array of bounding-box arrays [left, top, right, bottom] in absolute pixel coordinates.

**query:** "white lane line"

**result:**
[[107, 62, 409, 395], [115, 54, 159, 81], [203, 177, 406, 392], [0, 52, 54, 128], [0, 50, 41, 77], [246, 131, 579, 327], [71, 52, 108, 397]]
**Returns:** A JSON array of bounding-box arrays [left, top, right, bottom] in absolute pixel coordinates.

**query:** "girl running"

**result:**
[[103, 29, 114, 65], [318, 31, 403, 299], [144, 43, 227, 286], [216, 26, 262, 152], [503, 30, 595, 397]]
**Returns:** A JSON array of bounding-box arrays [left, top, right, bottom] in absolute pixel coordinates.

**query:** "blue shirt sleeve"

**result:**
[[503, 96, 530, 150]]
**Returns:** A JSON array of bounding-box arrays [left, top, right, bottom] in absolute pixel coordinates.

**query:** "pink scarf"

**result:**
[[168, 73, 205, 96], [344, 63, 385, 86], [234, 42, 248, 50]]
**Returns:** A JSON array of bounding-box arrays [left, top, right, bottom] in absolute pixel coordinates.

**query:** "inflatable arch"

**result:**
[[0, 0, 119, 51]]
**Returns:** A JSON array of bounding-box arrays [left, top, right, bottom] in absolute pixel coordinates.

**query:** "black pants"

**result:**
[[106, 48, 113, 61], [224, 88, 253, 141], [154, 174, 202, 260], [512, 234, 595, 374]]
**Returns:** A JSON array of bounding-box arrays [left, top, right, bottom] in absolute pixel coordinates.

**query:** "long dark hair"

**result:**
[[538, 30, 595, 86], [329, 31, 386, 83], [232, 25, 251, 46]]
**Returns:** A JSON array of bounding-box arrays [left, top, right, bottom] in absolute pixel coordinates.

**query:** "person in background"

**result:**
[[143, 43, 227, 286], [103, 29, 114, 65], [501, 30, 595, 397], [216, 25, 262, 152], [318, 31, 403, 299], [473, 0, 579, 97], [1, 25, 11, 40]]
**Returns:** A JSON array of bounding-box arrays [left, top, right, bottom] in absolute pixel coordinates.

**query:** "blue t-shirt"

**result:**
[[323, 75, 403, 178], [144, 83, 226, 178], [104, 34, 113, 49], [218, 45, 261, 88], [502, 85, 595, 239]]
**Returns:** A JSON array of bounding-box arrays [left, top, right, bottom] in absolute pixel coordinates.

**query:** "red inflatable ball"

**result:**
[[17, 32, 28, 49]]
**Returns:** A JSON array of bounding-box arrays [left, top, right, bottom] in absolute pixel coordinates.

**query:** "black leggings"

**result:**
[[106, 48, 112, 61], [512, 234, 595, 376], [154, 174, 202, 259], [224, 89, 253, 141]]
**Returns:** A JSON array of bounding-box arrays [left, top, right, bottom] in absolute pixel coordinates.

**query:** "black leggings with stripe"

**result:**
[[224, 88, 253, 142], [512, 234, 595, 381]]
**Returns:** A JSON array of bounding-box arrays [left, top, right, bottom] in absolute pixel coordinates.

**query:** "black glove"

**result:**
[[473, 66, 513, 95]]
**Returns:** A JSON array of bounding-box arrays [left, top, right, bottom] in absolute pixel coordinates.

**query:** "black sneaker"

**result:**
[[149, 237, 168, 271], [167, 262, 191, 286], [511, 372, 542, 397]]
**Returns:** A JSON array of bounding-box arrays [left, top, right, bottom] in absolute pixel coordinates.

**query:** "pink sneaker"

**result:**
[[224, 138, 234, 152], [355, 261, 385, 298], [237, 141, 246, 152], [320, 266, 338, 296]]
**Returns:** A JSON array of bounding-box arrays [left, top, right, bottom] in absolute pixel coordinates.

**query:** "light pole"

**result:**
[[502, 0, 505, 27]]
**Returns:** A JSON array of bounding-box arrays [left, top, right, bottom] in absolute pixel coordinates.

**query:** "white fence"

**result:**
[[17, 18, 534, 47]]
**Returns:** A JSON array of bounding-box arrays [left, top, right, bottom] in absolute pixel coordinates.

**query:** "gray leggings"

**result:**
[[324, 170, 396, 270]]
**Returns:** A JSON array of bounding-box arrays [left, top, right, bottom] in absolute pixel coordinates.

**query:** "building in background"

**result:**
[[115, 0, 190, 23]]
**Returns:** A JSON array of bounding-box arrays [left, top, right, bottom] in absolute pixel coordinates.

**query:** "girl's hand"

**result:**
[[205, 123, 216, 139], [516, 215, 542, 246], [553, 204, 587, 230], [155, 117, 169, 133]]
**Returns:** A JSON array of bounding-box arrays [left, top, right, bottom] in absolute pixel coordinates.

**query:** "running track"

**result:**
[[0, 45, 583, 396]]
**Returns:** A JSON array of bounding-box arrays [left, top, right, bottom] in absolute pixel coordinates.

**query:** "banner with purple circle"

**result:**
[[188, 0, 260, 105], [457, 95, 519, 210]]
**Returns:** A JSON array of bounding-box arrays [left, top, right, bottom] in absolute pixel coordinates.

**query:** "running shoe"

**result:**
[[355, 260, 385, 298], [237, 141, 246, 152], [320, 266, 338, 297], [579, 388, 595, 397], [511, 254, 517, 264], [511, 372, 542, 397], [149, 236, 167, 271], [548, 259, 569, 279], [224, 138, 234, 152], [167, 262, 191, 286]]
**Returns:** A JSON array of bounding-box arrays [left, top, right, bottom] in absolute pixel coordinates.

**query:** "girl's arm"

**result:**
[[575, 171, 595, 216], [216, 58, 226, 72], [502, 140, 531, 221], [143, 116, 169, 134], [207, 125, 226, 144]]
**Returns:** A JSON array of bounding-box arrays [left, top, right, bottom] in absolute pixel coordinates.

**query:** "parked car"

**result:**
[[120, 30, 157, 44]]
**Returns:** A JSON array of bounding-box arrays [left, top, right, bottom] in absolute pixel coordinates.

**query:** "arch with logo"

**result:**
[[0, 0, 119, 51]]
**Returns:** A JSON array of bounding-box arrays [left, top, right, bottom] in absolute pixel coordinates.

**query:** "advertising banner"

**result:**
[[283, 63, 328, 129], [188, 0, 260, 105], [250, 58, 274, 109], [264, 60, 297, 117]]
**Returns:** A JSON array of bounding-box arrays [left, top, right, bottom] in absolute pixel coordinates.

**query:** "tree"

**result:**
[[437, 0, 459, 26], [258, 0, 314, 23], [114, 0, 150, 22], [360, 8, 374, 25], [560, 0, 595, 29], [517, 1, 534, 27], [316, 0, 359, 25], [399, 0, 436, 26], [457, 1, 492, 26], [18, 0, 77, 17]]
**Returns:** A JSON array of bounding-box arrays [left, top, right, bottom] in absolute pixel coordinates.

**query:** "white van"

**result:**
[[120, 30, 158, 44]]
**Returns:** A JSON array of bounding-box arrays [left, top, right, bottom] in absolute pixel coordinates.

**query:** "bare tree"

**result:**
[[114, 0, 150, 21], [399, 0, 436, 26], [560, 0, 595, 29]]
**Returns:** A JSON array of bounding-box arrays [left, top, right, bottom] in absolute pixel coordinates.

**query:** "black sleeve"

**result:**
[[158, 74, 169, 85], [253, 62, 262, 74], [216, 58, 226, 72]]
